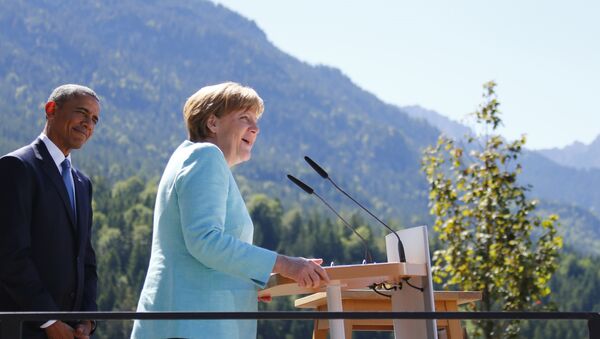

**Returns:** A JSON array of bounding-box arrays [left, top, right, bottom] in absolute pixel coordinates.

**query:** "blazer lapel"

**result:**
[[32, 139, 77, 230]]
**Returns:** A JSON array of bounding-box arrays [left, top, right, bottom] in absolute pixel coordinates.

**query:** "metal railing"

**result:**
[[1, 311, 599, 338]]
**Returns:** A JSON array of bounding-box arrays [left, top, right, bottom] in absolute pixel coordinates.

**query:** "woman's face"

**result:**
[[207, 109, 260, 167]]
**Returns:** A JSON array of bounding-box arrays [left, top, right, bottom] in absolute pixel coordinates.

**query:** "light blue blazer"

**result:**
[[131, 141, 278, 339]]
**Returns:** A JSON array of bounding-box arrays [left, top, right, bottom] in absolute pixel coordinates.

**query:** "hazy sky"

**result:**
[[212, 0, 599, 150]]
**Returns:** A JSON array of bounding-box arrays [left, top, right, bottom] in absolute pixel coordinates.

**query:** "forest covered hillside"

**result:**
[[2, 0, 600, 247], [0, 0, 442, 223]]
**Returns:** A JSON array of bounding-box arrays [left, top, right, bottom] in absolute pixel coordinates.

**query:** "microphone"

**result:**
[[286, 174, 374, 263], [304, 156, 407, 263]]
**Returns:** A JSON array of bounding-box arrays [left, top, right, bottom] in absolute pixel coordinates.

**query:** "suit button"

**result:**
[[69, 292, 75, 299]]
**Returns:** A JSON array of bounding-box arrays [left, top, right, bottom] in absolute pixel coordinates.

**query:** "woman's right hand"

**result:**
[[273, 255, 330, 288]]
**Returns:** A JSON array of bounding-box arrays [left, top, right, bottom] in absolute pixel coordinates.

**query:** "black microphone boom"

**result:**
[[304, 156, 329, 179], [303, 156, 407, 263], [287, 174, 314, 194], [286, 174, 373, 263]]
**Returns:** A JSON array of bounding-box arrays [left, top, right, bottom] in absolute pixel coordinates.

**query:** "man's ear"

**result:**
[[45, 101, 56, 119], [207, 114, 218, 134]]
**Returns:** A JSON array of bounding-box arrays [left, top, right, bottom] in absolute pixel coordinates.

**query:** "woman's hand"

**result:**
[[273, 255, 330, 288]]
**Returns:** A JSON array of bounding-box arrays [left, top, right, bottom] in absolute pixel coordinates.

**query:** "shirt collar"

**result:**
[[40, 133, 72, 173]]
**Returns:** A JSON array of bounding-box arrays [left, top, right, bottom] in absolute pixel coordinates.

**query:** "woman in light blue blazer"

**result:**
[[131, 82, 329, 339]]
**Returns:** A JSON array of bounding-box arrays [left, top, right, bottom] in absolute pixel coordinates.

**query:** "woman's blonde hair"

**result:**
[[183, 82, 264, 141]]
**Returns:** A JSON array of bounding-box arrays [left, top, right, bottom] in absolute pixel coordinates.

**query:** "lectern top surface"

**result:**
[[259, 262, 427, 298]]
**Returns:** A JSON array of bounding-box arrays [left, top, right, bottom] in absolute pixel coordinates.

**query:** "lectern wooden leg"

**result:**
[[326, 283, 346, 339], [344, 320, 354, 339], [313, 320, 327, 339], [444, 301, 463, 339]]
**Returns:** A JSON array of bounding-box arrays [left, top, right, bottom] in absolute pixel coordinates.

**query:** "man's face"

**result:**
[[45, 94, 100, 155]]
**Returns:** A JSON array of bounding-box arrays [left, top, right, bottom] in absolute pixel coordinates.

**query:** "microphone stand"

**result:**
[[304, 156, 407, 262], [287, 174, 374, 264]]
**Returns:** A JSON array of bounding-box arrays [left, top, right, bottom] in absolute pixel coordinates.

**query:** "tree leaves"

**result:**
[[422, 82, 563, 339]]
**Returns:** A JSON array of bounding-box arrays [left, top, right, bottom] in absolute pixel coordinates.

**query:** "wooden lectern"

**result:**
[[295, 289, 482, 339], [259, 262, 429, 339], [260, 226, 461, 339]]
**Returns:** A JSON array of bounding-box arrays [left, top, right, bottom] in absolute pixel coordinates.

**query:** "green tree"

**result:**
[[520, 251, 600, 338], [91, 175, 157, 339], [249, 194, 284, 251], [421, 81, 562, 338]]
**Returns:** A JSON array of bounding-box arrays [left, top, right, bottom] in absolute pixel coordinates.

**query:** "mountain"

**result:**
[[0, 0, 440, 223], [1, 0, 599, 253], [397, 104, 600, 231], [401, 105, 472, 140], [520, 151, 600, 217], [538, 135, 600, 170]]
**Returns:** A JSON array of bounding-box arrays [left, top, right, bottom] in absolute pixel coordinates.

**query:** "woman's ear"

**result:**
[[207, 114, 218, 134]]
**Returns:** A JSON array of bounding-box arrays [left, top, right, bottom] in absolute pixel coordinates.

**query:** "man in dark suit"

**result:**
[[0, 84, 100, 339]]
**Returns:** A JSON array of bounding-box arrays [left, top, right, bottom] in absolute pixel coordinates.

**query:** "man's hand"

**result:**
[[74, 320, 93, 339], [273, 255, 330, 288], [44, 320, 74, 339]]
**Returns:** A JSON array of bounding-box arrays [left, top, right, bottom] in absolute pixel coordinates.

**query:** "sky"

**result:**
[[212, 0, 599, 150]]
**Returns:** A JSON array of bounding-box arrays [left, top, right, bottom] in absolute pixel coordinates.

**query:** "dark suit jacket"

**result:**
[[0, 138, 98, 338]]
